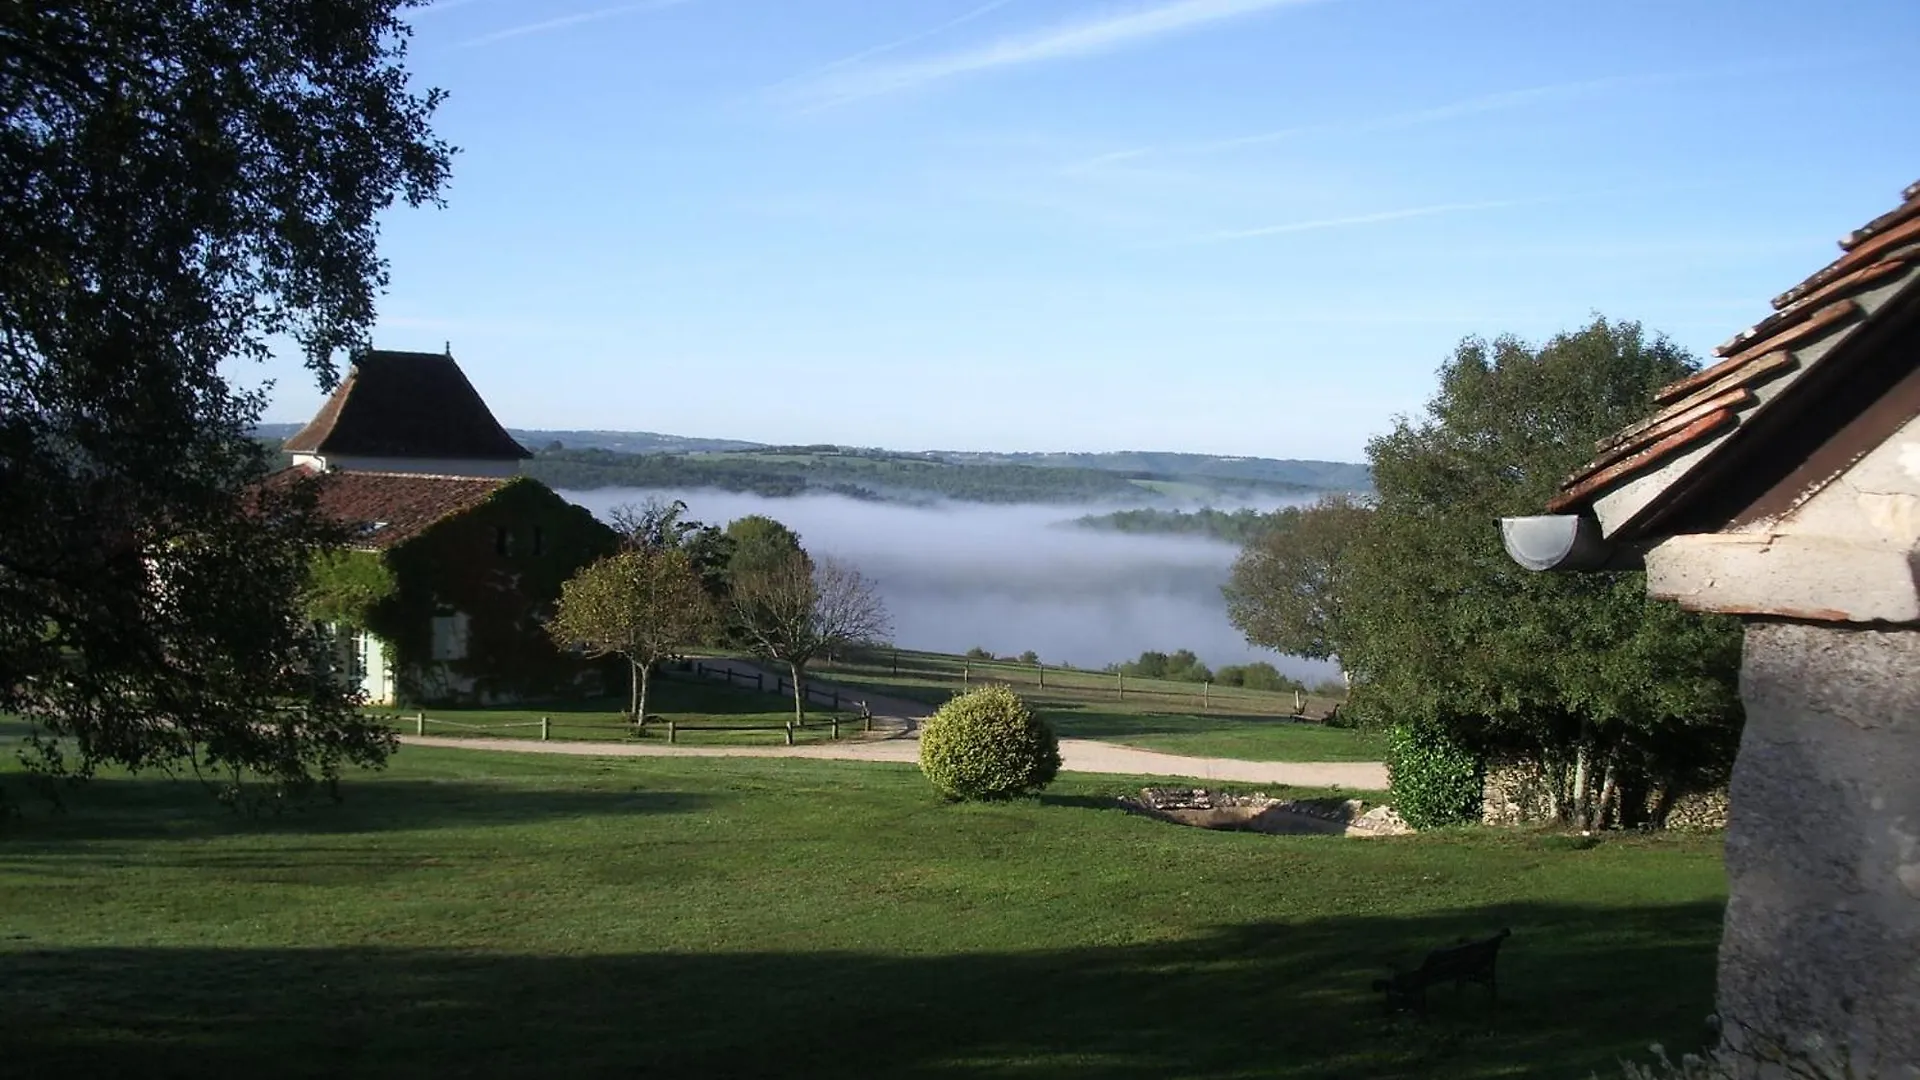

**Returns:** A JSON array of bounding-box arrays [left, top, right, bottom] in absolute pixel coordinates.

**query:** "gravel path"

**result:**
[[400, 733, 1388, 789]]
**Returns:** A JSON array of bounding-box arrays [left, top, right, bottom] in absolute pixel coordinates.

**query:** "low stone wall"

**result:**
[[1480, 757, 1566, 827], [1480, 755, 1729, 830], [1661, 787, 1731, 831]]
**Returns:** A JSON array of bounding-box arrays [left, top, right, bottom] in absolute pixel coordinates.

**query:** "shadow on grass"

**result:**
[[0, 901, 1723, 1079], [0, 776, 711, 843]]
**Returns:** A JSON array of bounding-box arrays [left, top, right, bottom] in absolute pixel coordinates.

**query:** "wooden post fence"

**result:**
[[1037, 663, 1045, 690], [541, 717, 550, 741], [1117, 672, 1124, 700], [963, 659, 971, 687], [668, 720, 677, 744], [414, 712, 425, 736], [1202, 682, 1210, 709], [784, 722, 795, 746]]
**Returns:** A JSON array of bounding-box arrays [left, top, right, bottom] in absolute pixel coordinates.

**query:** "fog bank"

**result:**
[[561, 489, 1335, 683]]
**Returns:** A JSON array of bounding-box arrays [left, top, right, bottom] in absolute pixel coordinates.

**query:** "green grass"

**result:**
[[1035, 704, 1387, 761], [809, 650, 1379, 761], [366, 675, 854, 746], [0, 746, 1725, 1079]]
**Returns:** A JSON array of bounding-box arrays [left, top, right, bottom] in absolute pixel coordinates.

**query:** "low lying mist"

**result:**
[[561, 488, 1336, 684]]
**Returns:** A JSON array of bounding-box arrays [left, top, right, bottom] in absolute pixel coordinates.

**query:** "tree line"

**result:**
[[1073, 507, 1280, 544], [546, 499, 891, 727], [1222, 319, 1744, 830]]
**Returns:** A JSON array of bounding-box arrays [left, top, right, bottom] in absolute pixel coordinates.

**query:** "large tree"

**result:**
[[729, 553, 890, 725], [0, 2, 452, 799], [547, 548, 717, 724], [1340, 318, 1745, 827], [1223, 493, 1372, 663]]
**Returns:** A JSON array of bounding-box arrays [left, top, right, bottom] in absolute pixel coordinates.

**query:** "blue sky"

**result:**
[[247, 0, 1919, 461]]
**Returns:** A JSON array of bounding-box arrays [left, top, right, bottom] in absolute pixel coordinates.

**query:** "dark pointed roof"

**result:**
[[283, 350, 531, 461], [1544, 179, 1920, 540]]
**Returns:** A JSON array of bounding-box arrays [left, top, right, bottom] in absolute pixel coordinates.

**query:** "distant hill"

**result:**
[[932, 450, 1371, 492], [249, 424, 1371, 504]]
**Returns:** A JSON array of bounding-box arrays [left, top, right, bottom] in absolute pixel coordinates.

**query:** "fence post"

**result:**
[[861, 703, 871, 734], [1038, 663, 1045, 690], [668, 720, 677, 744], [784, 722, 795, 746], [415, 712, 424, 736], [892, 650, 899, 675], [964, 659, 971, 687], [830, 715, 840, 740], [1203, 682, 1210, 710], [541, 716, 550, 741], [1117, 672, 1124, 700], [1294, 689, 1304, 715], [756, 672, 764, 692]]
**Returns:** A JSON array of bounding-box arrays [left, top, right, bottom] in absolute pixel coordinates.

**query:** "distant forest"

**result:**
[[521, 447, 1336, 505], [251, 423, 1370, 506], [1073, 507, 1282, 544]]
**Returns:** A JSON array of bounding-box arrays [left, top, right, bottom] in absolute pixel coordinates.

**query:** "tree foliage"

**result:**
[[1224, 494, 1372, 662], [0, 1, 450, 798], [1229, 318, 1745, 828], [729, 552, 891, 724], [1350, 319, 1744, 827], [546, 548, 716, 723], [918, 685, 1061, 802]]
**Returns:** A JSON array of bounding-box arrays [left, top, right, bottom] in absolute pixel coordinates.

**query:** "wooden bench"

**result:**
[[1372, 928, 1510, 1015]]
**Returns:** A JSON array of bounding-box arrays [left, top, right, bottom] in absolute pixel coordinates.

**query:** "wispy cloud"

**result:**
[[453, 0, 693, 48], [1200, 198, 1534, 241], [772, 0, 1026, 91], [407, 0, 499, 18], [1075, 72, 1687, 168], [785, 0, 1335, 108]]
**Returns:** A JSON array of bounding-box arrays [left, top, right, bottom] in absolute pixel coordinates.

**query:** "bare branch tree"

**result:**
[[729, 553, 891, 725]]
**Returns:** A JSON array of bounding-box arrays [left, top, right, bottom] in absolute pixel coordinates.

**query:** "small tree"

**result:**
[[919, 685, 1061, 801], [547, 548, 715, 725], [729, 553, 890, 725]]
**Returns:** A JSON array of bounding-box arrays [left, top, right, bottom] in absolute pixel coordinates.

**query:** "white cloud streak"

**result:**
[[453, 0, 693, 48], [773, 0, 1026, 90], [1074, 71, 1688, 167], [408, 0, 499, 18], [787, 0, 1335, 107], [1200, 198, 1538, 242]]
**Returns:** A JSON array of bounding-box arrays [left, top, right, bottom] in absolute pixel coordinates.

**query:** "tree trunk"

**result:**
[[636, 661, 652, 730], [1594, 751, 1620, 831], [629, 658, 642, 726], [1571, 719, 1595, 829], [790, 661, 806, 726]]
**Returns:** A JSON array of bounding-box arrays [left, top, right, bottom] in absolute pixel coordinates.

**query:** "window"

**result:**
[[430, 611, 470, 661], [494, 527, 514, 556]]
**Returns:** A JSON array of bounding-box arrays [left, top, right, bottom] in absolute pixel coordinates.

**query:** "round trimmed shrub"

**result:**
[[1386, 721, 1485, 829], [919, 685, 1061, 802]]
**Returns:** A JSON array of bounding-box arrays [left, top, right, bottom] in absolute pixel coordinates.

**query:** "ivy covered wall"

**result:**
[[353, 479, 619, 705]]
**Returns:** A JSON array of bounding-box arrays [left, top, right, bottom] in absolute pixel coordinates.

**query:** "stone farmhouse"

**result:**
[[1501, 179, 1919, 1077], [274, 348, 616, 705]]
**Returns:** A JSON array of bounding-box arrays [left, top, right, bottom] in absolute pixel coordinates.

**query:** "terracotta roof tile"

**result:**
[[283, 350, 531, 462], [266, 468, 508, 550], [1547, 409, 1737, 514], [1549, 181, 1920, 517]]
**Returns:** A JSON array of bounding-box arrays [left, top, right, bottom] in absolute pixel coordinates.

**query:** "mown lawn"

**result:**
[[365, 675, 855, 746], [1035, 703, 1388, 761], [0, 746, 1723, 1079]]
